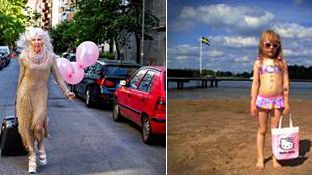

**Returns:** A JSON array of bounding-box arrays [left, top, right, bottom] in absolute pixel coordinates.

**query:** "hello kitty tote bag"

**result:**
[[271, 113, 299, 160]]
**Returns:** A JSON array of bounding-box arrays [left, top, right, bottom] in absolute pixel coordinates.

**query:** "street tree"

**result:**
[[49, 20, 80, 54], [0, 0, 27, 46]]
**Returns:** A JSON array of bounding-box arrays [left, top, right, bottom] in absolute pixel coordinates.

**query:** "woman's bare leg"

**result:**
[[34, 120, 44, 148], [256, 109, 269, 169], [271, 109, 282, 168], [43, 118, 49, 138], [34, 120, 47, 165]]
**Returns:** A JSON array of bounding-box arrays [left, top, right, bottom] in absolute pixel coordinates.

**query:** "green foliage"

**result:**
[[0, 0, 27, 45], [23, 6, 41, 27], [100, 52, 115, 60], [49, 20, 80, 54], [288, 65, 312, 79]]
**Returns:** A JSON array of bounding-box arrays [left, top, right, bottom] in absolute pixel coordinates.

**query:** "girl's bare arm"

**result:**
[[251, 61, 260, 105], [282, 59, 290, 107]]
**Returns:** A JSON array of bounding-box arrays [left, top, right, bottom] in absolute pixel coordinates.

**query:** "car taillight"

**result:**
[[96, 78, 115, 87], [104, 80, 115, 87], [96, 78, 105, 86], [156, 97, 166, 111]]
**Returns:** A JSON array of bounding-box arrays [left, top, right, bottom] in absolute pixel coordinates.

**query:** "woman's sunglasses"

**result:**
[[264, 41, 280, 49]]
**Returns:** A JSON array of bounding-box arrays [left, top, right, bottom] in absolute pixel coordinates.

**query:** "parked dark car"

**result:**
[[0, 52, 10, 70], [113, 66, 166, 144], [0, 46, 10, 69], [62, 52, 76, 61], [72, 59, 141, 107], [0, 52, 5, 70]]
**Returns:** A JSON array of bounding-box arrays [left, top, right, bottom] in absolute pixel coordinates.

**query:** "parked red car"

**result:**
[[113, 66, 166, 144]]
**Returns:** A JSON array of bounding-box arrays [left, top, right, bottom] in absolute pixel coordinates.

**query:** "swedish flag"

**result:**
[[201, 37, 210, 45]]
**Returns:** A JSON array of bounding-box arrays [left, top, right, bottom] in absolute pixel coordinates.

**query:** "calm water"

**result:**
[[168, 81, 312, 100]]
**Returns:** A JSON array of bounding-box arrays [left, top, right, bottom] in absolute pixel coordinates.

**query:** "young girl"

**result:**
[[250, 29, 290, 169]]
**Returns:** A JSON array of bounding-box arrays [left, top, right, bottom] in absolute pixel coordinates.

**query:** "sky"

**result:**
[[168, 0, 312, 73]]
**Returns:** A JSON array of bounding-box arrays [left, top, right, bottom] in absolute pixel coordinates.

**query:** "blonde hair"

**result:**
[[258, 29, 284, 68], [16, 27, 53, 53]]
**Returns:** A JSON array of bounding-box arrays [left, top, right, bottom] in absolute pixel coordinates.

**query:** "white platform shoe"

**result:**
[[28, 154, 37, 174], [38, 145, 47, 166]]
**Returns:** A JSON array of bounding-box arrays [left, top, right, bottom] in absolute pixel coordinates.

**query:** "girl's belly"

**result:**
[[258, 75, 283, 97]]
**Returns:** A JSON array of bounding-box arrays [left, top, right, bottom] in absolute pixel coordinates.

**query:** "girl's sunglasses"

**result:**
[[264, 41, 280, 49]]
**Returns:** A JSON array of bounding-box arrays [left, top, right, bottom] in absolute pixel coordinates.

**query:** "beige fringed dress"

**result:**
[[16, 50, 69, 151]]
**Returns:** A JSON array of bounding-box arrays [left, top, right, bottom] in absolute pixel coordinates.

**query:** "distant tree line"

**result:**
[[168, 65, 312, 80]]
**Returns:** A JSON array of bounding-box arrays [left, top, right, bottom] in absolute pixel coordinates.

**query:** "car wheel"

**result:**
[[112, 99, 122, 121], [85, 88, 93, 108], [142, 116, 153, 144]]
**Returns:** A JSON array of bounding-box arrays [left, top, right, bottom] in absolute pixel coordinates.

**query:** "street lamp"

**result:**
[[140, 0, 145, 65]]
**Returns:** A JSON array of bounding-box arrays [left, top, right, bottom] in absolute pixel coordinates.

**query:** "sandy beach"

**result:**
[[168, 86, 312, 175]]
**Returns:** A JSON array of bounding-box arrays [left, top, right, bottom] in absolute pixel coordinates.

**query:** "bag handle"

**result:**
[[278, 113, 293, 128]]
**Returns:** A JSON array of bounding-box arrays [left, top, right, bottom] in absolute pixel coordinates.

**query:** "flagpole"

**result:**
[[200, 36, 202, 76]]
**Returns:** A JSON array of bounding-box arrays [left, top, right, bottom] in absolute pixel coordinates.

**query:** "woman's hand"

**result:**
[[283, 104, 290, 115], [250, 103, 258, 117], [66, 91, 75, 102]]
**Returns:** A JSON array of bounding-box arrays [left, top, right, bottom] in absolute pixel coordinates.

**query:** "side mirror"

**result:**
[[119, 80, 126, 86]]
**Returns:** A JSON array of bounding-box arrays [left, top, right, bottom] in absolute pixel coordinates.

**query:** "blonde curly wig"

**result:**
[[16, 27, 54, 53]]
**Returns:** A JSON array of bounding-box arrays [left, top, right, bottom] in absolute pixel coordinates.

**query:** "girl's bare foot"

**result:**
[[256, 159, 264, 169], [272, 159, 281, 168]]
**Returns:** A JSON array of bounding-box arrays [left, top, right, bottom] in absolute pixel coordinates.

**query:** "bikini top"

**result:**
[[259, 65, 282, 74], [256, 57, 283, 75]]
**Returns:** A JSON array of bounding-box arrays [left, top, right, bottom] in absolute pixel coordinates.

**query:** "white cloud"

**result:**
[[196, 4, 247, 25], [172, 4, 274, 32], [223, 36, 258, 47], [170, 20, 194, 32], [284, 49, 300, 57], [272, 23, 312, 39], [207, 49, 224, 57], [206, 36, 258, 47], [168, 44, 198, 56], [244, 12, 274, 28], [235, 56, 250, 63], [284, 48, 312, 57], [175, 56, 189, 60], [180, 6, 197, 19]]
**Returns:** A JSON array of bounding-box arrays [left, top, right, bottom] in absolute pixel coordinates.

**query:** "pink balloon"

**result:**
[[56, 58, 74, 83], [76, 41, 99, 68], [66, 62, 85, 85]]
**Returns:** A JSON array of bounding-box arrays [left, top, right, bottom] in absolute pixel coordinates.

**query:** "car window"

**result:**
[[102, 66, 139, 78], [129, 69, 147, 89], [138, 71, 155, 92], [87, 65, 95, 76], [95, 63, 102, 74], [0, 47, 9, 54], [84, 67, 90, 73]]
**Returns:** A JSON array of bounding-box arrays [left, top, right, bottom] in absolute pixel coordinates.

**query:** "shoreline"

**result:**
[[168, 81, 312, 100], [168, 79, 312, 91]]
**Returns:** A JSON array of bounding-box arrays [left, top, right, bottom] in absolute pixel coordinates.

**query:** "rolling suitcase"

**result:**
[[0, 115, 28, 156]]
